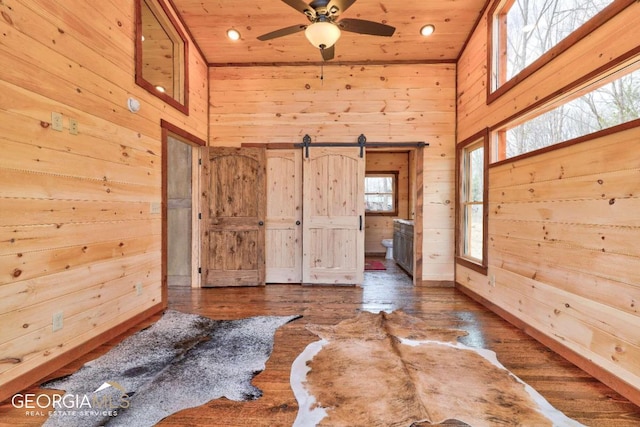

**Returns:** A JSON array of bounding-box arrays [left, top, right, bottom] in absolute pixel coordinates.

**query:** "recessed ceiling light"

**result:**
[[155, 85, 166, 93], [227, 28, 241, 41], [420, 24, 435, 37]]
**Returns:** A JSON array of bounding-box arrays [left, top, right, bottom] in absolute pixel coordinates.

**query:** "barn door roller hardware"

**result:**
[[297, 134, 429, 158]]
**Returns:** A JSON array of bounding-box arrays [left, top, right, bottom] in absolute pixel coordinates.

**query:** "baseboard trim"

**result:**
[[0, 302, 164, 404], [455, 282, 640, 407], [418, 280, 455, 288]]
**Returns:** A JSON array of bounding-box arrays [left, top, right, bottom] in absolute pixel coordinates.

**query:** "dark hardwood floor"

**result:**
[[1, 257, 639, 426]]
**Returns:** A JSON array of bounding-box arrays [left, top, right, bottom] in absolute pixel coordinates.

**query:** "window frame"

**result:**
[[491, 55, 640, 164], [486, 0, 633, 104], [456, 129, 489, 275], [135, 0, 190, 115], [364, 171, 399, 216]]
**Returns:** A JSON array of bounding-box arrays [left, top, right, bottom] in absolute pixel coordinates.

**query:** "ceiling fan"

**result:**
[[257, 0, 396, 61]]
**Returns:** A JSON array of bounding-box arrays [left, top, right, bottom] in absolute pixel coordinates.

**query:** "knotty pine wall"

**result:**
[[209, 64, 456, 281], [0, 0, 208, 401], [456, 2, 640, 403]]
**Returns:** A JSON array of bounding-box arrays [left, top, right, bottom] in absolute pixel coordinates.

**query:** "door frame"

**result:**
[[161, 120, 206, 298]]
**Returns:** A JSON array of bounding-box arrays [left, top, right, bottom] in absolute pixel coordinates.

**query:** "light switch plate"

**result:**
[[52, 311, 64, 332]]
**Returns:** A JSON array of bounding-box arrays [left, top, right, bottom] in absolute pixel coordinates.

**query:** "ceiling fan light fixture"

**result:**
[[420, 24, 435, 37], [305, 21, 341, 49], [227, 28, 241, 41]]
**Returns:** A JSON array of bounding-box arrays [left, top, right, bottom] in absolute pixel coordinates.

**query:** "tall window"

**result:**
[[489, 0, 618, 95], [457, 131, 488, 273], [364, 172, 398, 216]]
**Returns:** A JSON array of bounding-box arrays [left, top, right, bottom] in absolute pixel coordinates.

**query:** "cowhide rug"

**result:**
[[40, 309, 300, 427], [291, 311, 585, 427]]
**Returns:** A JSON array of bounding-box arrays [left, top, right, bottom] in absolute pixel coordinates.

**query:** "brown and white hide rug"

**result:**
[[291, 311, 585, 427]]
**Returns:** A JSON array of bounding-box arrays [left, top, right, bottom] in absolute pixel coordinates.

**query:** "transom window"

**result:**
[[494, 60, 640, 162], [490, 0, 616, 94], [364, 172, 398, 216]]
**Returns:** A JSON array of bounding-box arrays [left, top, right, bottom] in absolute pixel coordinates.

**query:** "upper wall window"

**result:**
[[135, 0, 189, 114], [365, 173, 398, 216], [493, 60, 640, 162], [488, 0, 624, 99]]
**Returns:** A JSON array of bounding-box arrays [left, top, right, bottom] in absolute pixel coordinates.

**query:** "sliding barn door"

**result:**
[[200, 147, 266, 287], [266, 150, 303, 283], [303, 147, 365, 285]]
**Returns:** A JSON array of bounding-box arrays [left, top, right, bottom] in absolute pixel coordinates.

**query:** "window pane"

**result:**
[[364, 174, 396, 214], [365, 176, 393, 193], [504, 0, 612, 82], [466, 204, 484, 261], [502, 67, 640, 159], [365, 194, 394, 212], [468, 147, 484, 202]]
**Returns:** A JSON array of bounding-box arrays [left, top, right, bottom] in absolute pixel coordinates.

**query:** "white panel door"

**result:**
[[265, 149, 303, 283], [302, 147, 365, 285]]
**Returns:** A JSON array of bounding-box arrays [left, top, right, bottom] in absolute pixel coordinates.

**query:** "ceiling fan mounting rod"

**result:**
[[308, 0, 339, 20]]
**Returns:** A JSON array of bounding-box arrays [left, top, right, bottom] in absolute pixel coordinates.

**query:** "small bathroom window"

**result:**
[[365, 172, 398, 216]]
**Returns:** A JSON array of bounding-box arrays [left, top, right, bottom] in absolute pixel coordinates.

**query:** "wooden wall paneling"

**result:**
[[210, 64, 456, 282], [457, 3, 640, 141], [0, 0, 208, 401], [456, 1, 640, 403], [0, 253, 159, 314]]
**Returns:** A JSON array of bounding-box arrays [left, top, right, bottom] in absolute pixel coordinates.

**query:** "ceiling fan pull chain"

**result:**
[[321, 62, 324, 85]]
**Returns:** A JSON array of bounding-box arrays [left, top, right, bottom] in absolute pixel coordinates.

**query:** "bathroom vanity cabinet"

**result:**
[[393, 219, 413, 276]]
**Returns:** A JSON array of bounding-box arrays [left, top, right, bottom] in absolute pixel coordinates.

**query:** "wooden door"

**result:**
[[303, 147, 365, 285], [200, 147, 266, 287], [265, 150, 303, 283], [167, 136, 193, 287]]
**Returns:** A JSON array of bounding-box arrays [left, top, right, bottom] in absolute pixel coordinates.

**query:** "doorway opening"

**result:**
[[161, 121, 206, 292], [364, 148, 422, 283]]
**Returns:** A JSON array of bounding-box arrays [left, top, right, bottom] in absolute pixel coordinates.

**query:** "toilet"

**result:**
[[381, 239, 394, 260]]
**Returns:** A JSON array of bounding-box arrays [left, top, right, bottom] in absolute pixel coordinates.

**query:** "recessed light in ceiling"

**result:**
[[155, 85, 166, 93], [420, 24, 435, 37], [227, 28, 241, 41]]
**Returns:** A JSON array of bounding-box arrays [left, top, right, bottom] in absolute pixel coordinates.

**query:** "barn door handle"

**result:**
[[359, 215, 363, 231], [296, 220, 301, 226], [258, 221, 264, 226]]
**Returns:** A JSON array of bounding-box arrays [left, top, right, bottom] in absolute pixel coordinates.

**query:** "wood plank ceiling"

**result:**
[[171, 0, 488, 65]]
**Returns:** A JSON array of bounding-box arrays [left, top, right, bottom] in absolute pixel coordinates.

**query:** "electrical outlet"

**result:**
[[136, 282, 143, 296], [52, 311, 64, 332], [490, 274, 496, 287], [69, 118, 78, 135], [51, 112, 64, 132], [149, 202, 161, 214]]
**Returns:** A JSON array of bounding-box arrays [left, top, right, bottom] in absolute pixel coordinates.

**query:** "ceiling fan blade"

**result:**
[[338, 18, 396, 37], [320, 45, 335, 61], [257, 24, 307, 41], [326, 0, 356, 15], [280, 0, 316, 18]]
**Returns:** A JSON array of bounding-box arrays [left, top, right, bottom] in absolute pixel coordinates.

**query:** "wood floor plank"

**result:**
[[0, 259, 638, 426]]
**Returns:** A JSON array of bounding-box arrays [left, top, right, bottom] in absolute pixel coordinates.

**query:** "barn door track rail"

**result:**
[[297, 134, 429, 158]]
